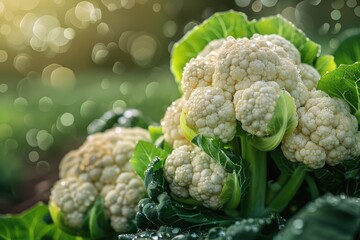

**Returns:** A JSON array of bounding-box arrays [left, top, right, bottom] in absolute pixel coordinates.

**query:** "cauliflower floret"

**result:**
[[198, 38, 225, 57], [183, 86, 237, 143], [103, 172, 146, 232], [298, 63, 321, 91], [233, 81, 283, 137], [189, 147, 228, 209], [60, 127, 150, 190], [163, 145, 194, 198], [164, 145, 229, 209], [288, 81, 309, 107], [49, 177, 98, 229], [161, 98, 189, 148], [60, 141, 119, 190], [251, 34, 301, 65], [282, 90, 360, 169], [181, 52, 217, 99], [213, 36, 302, 98]]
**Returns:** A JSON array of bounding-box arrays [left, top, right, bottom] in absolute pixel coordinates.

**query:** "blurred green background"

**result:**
[[0, 0, 359, 213]]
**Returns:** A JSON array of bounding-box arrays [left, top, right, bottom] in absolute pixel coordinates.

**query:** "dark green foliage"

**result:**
[[87, 108, 152, 134], [333, 29, 360, 65], [274, 194, 360, 240], [312, 157, 360, 198]]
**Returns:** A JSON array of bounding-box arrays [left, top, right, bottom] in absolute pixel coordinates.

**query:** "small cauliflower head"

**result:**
[[164, 145, 229, 209], [161, 97, 189, 148], [234, 81, 283, 137], [183, 86, 237, 143], [51, 127, 150, 235], [282, 90, 360, 169], [103, 171, 146, 232], [49, 177, 98, 229]]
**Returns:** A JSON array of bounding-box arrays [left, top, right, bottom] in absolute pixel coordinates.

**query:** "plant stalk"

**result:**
[[240, 135, 267, 217], [266, 166, 307, 213], [265, 172, 290, 204]]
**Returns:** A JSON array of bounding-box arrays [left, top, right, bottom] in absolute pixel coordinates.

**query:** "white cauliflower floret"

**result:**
[[60, 127, 150, 190], [189, 147, 228, 209], [233, 81, 283, 137], [60, 141, 119, 190], [161, 98, 189, 148], [282, 90, 360, 169], [183, 86, 237, 143], [212, 36, 302, 99], [251, 34, 301, 65], [198, 38, 225, 57], [288, 81, 309, 107], [103, 172, 146, 232], [163, 145, 194, 198], [49, 177, 98, 229], [164, 145, 229, 209], [181, 52, 217, 99], [298, 63, 321, 91]]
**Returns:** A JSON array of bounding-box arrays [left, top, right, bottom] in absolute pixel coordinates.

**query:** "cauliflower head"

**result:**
[[282, 90, 360, 169], [50, 127, 150, 235], [164, 145, 229, 209], [104, 171, 145, 232]]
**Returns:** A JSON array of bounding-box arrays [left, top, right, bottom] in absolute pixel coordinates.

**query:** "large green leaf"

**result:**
[[171, 11, 321, 82], [333, 29, 360, 65], [274, 194, 360, 240], [130, 140, 168, 179], [317, 62, 360, 122], [0, 203, 87, 240]]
